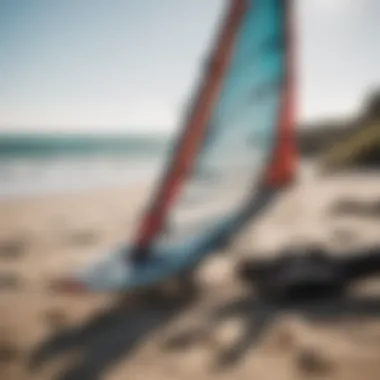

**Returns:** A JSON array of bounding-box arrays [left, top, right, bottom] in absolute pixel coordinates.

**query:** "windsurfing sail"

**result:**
[[51, 0, 297, 293], [131, 0, 296, 262]]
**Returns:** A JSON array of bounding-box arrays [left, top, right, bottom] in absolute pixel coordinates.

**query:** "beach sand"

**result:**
[[1, 166, 380, 380]]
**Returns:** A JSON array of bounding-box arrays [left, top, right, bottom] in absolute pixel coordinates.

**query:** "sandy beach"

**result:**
[[2, 165, 380, 380]]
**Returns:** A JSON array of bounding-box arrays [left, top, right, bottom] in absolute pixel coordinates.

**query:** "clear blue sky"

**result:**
[[0, 0, 379, 134]]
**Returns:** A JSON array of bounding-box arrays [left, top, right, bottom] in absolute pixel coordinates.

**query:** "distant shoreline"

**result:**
[[0, 133, 170, 158], [0, 127, 336, 159]]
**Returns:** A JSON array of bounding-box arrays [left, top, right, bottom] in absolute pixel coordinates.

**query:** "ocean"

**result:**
[[0, 134, 171, 199], [0, 133, 315, 200]]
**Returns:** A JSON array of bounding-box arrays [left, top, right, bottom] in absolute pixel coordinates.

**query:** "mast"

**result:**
[[131, 0, 247, 262]]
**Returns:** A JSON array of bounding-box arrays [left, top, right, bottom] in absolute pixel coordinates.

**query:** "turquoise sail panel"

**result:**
[[152, 0, 288, 251]]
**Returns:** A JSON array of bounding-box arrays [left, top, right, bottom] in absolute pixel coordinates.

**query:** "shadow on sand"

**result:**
[[163, 293, 380, 369], [29, 292, 196, 380], [29, 290, 380, 380]]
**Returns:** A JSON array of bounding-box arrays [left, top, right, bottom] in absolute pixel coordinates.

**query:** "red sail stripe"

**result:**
[[264, 0, 297, 188]]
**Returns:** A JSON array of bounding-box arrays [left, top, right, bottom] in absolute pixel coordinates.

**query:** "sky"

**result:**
[[0, 0, 379, 134]]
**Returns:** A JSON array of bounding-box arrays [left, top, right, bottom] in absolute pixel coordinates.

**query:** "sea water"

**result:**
[[0, 134, 171, 199], [0, 133, 315, 200]]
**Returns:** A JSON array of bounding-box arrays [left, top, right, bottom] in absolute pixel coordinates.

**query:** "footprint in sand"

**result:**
[[0, 334, 23, 365], [330, 226, 361, 250], [64, 229, 99, 247], [296, 346, 334, 376], [52, 215, 100, 248], [42, 308, 69, 331], [330, 198, 380, 219], [0, 236, 27, 261], [0, 272, 24, 291]]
